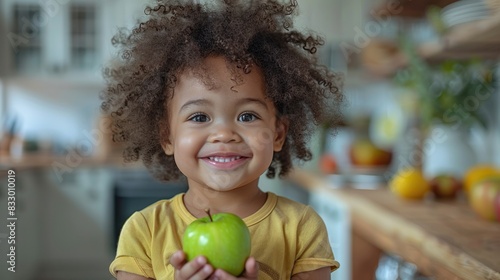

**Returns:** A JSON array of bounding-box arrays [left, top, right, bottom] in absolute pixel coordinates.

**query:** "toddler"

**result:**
[[102, 0, 344, 279]]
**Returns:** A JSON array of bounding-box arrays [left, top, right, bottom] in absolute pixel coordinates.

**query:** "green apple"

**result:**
[[182, 209, 251, 276]]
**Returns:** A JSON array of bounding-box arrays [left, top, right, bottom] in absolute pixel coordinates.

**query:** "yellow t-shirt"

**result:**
[[110, 192, 339, 280]]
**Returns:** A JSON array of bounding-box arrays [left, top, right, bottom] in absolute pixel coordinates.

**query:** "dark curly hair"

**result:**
[[101, 0, 344, 181]]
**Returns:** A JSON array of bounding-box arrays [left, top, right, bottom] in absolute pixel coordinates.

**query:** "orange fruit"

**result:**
[[390, 168, 430, 200], [464, 165, 500, 194]]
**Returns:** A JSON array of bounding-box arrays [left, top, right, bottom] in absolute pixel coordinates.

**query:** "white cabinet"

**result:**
[[309, 189, 351, 280], [0, 167, 115, 280], [0, 170, 42, 280], [38, 167, 115, 280], [2, 0, 98, 75], [1, 0, 151, 76]]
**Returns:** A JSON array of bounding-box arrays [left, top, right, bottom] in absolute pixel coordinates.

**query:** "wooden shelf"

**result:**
[[359, 15, 500, 77], [370, 0, 500, 61], [419, 15, 500, 61]]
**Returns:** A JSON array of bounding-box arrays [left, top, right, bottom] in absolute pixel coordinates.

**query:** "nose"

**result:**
[[208, 122, 241, 143]]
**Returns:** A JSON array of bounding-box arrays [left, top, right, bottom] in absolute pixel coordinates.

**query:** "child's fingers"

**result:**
[[210, 257, 259, 280], [169, 251, 187, 270], [243, 257, 259, 278], [176, 256, 214, 280]]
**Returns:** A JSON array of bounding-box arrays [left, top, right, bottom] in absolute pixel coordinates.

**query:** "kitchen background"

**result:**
[[0, 0, 499, 280]]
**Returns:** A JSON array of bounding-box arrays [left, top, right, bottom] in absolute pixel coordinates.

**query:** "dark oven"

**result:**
[[113, 168, 188, 249]]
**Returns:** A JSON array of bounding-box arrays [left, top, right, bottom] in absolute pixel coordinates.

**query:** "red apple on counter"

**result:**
[[319, 154, 338, 174], [469, 177, 500, 222], [430, 174, 462, 200], [349, 138, 392, 167]]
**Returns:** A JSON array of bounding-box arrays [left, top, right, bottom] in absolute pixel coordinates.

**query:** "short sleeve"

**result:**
[[109, 212, 156, 279], [292, 206, 340, 275]]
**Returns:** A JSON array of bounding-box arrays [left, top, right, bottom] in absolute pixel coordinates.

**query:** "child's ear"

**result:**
[[162, 140, 174, 155], [273, 118, 289, 152]]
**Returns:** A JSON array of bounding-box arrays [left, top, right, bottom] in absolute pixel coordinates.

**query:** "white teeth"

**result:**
[[209, 156, 241, 163]]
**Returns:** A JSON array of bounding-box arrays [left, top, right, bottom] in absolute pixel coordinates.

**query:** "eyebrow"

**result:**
[[179, 99, 211, 113], [179, 97, 268, 113], [237, 98, 268, 110]]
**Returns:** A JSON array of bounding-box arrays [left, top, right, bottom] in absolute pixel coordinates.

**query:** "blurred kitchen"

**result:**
[[0, 0, 499, 280]]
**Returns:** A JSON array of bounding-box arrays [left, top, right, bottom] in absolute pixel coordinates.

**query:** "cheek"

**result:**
[[172, 133, 200, 168], [173, 133, 199, 155], [248, 128, 276, 159]]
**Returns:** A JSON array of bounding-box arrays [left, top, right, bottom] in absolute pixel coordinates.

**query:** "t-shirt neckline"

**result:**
[[173, 192, 278, 227]]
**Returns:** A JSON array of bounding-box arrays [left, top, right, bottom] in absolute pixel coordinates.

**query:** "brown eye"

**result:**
[[189, 113, 210, 122], [238, 112, 258, 122]]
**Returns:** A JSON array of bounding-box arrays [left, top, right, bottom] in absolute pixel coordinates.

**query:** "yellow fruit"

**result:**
[[390, 168, 430, 199], [464, 165, 500, 194]]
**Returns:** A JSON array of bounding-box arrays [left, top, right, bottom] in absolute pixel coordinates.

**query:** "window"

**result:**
[[70, 4, 97, 70], [11, 4, 42, 73]]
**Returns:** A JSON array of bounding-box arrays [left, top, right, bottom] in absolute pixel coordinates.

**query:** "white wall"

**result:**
[[6, 83, 102, 148]]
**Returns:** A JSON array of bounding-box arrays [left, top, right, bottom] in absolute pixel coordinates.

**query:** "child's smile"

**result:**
[[201, 153, 250, 170], [162, 56, 287, 193]]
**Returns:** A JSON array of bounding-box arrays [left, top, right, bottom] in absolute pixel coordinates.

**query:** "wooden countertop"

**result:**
[[287, 169, 500, 280], [0, 153, 138, 170]]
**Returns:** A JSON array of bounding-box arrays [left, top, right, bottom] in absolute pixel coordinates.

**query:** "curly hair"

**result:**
[[101, 0, 344, 181]]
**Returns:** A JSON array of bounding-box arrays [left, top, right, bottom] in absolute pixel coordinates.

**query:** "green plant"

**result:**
[[394, 41, 496, 130]]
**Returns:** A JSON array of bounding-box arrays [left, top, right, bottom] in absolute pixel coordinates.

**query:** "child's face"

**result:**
[[162, 56, 287, 192]]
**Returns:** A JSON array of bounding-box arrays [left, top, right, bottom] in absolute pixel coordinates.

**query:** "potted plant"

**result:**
[[393, 42, 496, 179]]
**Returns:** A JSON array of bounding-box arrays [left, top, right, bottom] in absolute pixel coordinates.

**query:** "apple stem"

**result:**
[[205, 209, 213, 222]]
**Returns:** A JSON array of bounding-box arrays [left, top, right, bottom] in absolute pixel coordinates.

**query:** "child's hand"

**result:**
[[209, 257, 259, 280], [170, 251, 258, 280], [170, 251, 214, 280]]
